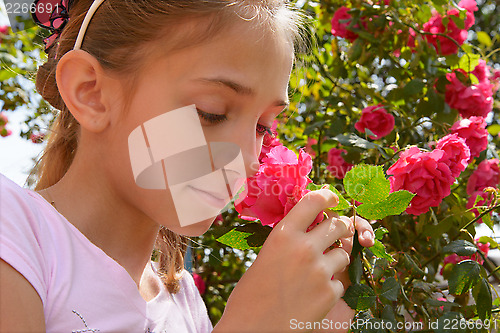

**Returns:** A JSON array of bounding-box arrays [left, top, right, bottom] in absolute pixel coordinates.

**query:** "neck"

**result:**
[[38, 151, 160, 288]]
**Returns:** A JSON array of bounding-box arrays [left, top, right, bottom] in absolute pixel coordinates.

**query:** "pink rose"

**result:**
[[304, 138, 318, 159], [435, 134, 470, 177], [327, 148, 353, 179], [466, 159, 500, 195], [387, 147, 455, 215], [192, 273, 206, 295], [450, 117, 489, 160], [331, 6, 359, 42], [467, 190, 494, 223], [458, 0, 478, 28], [354, 105, 395, 139], [421, 0, 477, 55], [236, 146, 322, 227], [445, 69, 494, 118]]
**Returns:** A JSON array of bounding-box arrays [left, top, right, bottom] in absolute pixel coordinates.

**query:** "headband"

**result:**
[[73, 0, 106, 50]]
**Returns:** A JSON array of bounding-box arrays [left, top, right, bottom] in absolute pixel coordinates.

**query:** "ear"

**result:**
[[56, 50, 111, 133]]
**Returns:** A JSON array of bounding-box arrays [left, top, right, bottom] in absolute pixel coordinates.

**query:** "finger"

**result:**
[[329, 279, 345, 304], [278, 189, 339, 231], [339, 236, 353, 255], [324, 247, 351, 275], [352, 216, 375, 247], [310, 216, 354, 251]]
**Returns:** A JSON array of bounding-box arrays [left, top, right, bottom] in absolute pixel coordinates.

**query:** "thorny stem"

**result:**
[[460, 203, 500, 231]]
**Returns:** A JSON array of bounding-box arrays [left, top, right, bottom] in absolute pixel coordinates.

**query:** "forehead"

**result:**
[[143, 17, 295, 94]]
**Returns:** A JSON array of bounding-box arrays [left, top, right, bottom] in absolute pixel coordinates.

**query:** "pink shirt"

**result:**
[[0, 173, 213, 333]]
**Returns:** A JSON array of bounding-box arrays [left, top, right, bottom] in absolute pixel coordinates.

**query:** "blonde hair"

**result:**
[[32, 0, 306, 293]]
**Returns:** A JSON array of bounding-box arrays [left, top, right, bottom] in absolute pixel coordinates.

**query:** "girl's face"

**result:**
[[103, 22, 294, 236]]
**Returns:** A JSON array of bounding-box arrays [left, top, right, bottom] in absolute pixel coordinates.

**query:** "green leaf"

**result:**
[[443, 240, 477, 256], [422, 217, 454, 237], [348, 253, 363, 285], [374, 227, 389, 241], [344, 164, 390, 204], [457, 53, 480, 73], [477, 236, 498, 249], [369, 240, 394, 263], [348, 38, 364, 62], [380, 277, 399, 302], [357, 190, 415, 220], [435, 312, 466, 333], [473, 278, 492, 321], [216, 229, 254, 250], [329, 185, 352, 211], [342, 283, 376, 311], [380, 305, 397, 328], [477, 31, 493, 47], [216, 224, 272, 250], [304, 120, 327, 135], [403, 79, 425, 97], [402, 253, 424, 278], [449, 260, 482, 295], [333, 133, 378, 150]]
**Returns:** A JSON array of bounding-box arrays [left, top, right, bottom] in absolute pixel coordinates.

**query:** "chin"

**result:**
[[165, 216, 216, 237]]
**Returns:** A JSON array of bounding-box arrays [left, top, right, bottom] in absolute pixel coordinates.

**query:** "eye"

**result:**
[[196, 108, 273, 136], [196, 108, 227, 124]]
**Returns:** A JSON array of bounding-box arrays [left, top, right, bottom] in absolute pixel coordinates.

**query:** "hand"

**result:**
[[214, 188, 355, 333], [313, 215, 375, 333]]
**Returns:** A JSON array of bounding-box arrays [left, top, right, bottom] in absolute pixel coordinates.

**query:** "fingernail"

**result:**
[[363, 230, 374, 241]]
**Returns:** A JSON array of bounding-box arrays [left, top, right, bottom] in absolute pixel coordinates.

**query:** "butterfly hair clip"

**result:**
[[32, 0, 74, 52]]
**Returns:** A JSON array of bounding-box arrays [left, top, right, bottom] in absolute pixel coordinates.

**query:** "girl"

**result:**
[[0, 0, 375, 332]]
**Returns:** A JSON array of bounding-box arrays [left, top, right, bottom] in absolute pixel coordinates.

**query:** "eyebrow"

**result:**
[[196, 77, 290, 108]]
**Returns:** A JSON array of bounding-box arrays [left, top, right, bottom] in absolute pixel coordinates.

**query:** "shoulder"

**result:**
[[0, 173, 44, 235], [0, 173, 58, 305]]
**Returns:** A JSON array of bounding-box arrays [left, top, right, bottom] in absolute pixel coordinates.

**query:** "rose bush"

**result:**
[[3, 0, 500, 328]]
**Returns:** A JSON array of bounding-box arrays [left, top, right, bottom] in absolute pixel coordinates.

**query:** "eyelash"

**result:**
[[196, 109, 273, 136]]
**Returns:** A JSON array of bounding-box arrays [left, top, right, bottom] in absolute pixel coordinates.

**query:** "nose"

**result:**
[[244, 146, 260, 179], [231, 125, 260, 179]]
